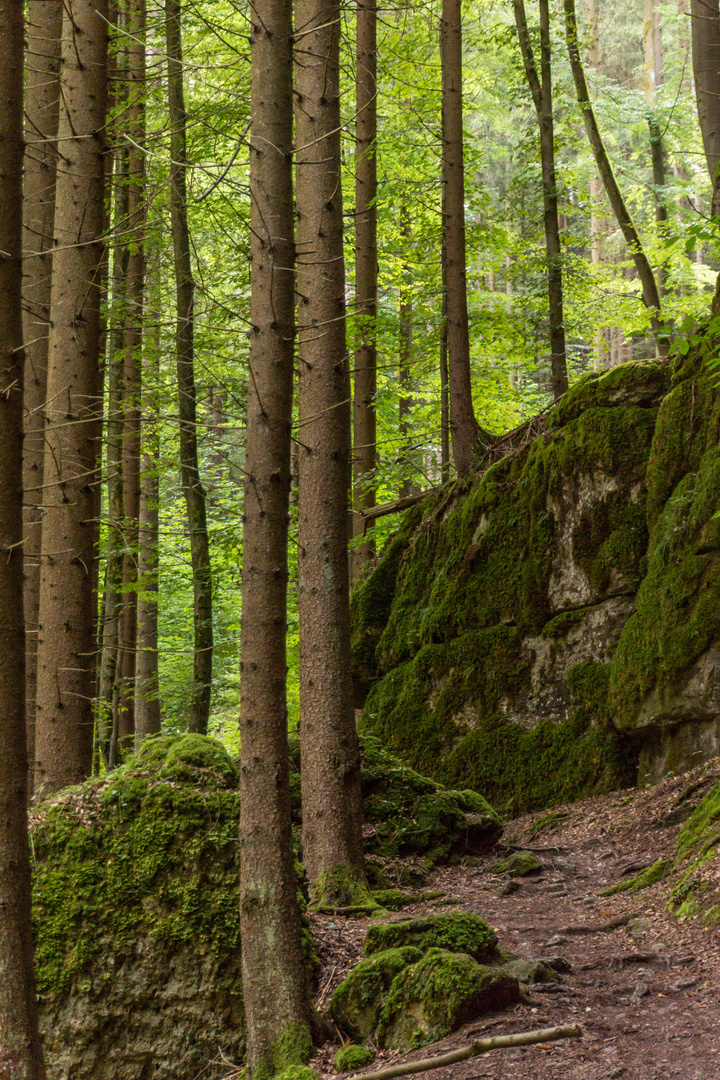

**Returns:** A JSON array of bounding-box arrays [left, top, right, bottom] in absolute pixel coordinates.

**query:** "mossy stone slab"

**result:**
[[330, 947, 422, 1040], [490, 851, 541, 877], [364, 912, 499, 963], [376, 948, 520, 1050]]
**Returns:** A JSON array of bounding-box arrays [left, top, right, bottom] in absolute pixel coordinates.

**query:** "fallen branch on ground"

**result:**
[[349, 1023, 582, 1080]]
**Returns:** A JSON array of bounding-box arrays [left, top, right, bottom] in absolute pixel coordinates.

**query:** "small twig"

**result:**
[[350, 1024, 582, 1080]]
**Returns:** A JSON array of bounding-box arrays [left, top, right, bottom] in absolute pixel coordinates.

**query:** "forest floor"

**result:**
[[308, 760, 720, 1080]]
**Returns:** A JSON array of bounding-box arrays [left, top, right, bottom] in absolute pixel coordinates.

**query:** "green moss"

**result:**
[[437, 710, 635, 816], [334, 1045, 375, 1072], [677, 784, 720, 861], [540, 609, 587, 639], [668, 783, 720, 922], [599, 858, 671, 897], [528, 810, 568, 839], [273, 1068, 318, 1080], [375, 948, 520, 1051], [309, 865, 375, 911], [490, 851, 541, 876], [364, 913, 499, 963], [548, 361, 669, 429], [330, 947, 423, 1040], [33, 738, 242, 999]]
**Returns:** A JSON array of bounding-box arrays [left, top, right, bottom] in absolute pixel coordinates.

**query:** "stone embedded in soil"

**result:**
[[501, 958, 562, 984], [375, 948, 521, 1051], [490, 851, 542, 877], [364, 912, 500, 963]]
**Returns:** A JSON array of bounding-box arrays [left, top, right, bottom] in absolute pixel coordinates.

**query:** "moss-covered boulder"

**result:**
[[490, 851, 542, 876], [375, 948, 521, 1050], [669, 782, 720, 922], [32, 735, 246, 1080], [354, 361, 668, 813], [335, 1045, 376, 1073], [364, 913, 499, 963], [330, 947, 422, 1040], [501, 959, 562, 984]]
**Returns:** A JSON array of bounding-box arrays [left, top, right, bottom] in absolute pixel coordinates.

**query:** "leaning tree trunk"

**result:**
[[166, 0, 213, 734], [513, 0, 568, 399], [0, 3, 47, 1075], [564, 0, 667, 355], [691, 0, 720, 217], [117, 0, 147, 749], [34, 0, 110, 795], [238, 0, 313, 1067], [295, 0, 366, 902], [22, 0, 62, 778], [441, 0, 486, 477]]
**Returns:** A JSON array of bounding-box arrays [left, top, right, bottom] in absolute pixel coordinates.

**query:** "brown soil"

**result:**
[[309, 758, 720, 1080]]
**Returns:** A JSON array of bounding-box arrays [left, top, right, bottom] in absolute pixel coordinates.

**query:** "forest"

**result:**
[[3, 0, 720, 1077]]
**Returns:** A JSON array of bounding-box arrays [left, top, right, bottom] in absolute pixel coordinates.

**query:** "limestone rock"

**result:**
[[330, 947, 422, 1040], [375, 948, 520, 1050]]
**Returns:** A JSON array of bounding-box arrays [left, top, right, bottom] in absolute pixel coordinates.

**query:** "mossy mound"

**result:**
[[335, 1045, 375, 1072], [364, 912, 499, 963], [353, 359, 667, 813], [501, 959, 562, 984], [669, 783, 720, 922], [32, 734, 245, 1079], [330, 947, 423, 1040], [490, 851, 541, 877], [599, 857, 671, 897], [375, 948, 520, 1051]]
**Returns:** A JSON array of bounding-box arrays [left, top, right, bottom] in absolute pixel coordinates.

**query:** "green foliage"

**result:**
[[334, 1046, 375, 1073], [364, 913, 499, 963]]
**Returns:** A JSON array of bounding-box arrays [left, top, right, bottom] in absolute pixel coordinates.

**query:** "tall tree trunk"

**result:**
[[0, 4, 46, 1074], [513, 0, 568, 399], [587, 0, 608, 368], [35, 0, 110, 795], [690, 0, 720, 217], [239, 0, 313, 1066], [644, 0, 668, 296], [564, 0, 668, 355], [295, 0, 366, 901], [352, 0, 378, 580], [134, 322, 160, 744], [117, 0, 147, 748], [398, 211, 414, 498], [441, 0, 487, 477], [440, 261, 450, 483], [166, 0, 213, 735], [22, 0, 62, 779]]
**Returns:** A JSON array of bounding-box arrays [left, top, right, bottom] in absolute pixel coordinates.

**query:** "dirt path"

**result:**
[[310, 763, 720, 1079]]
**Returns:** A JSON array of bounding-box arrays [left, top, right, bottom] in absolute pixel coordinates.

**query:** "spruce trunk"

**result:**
[[35, 0, 109, 795], [352, 0, 378, 579], [0, 2, 47, 1074], [295, 0, 366, 899], [441, 0, 483, 477], [22, 0, 62, 776], [166, 0, 213, 734], [691, 0, 720, 217], [239, 0, 313, 1066]]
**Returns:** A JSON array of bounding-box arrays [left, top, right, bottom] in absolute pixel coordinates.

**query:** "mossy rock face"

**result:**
[[330, 947, 423, 1041], [375, 948, 521, 1051], [490, 851, 542, 877], [33, 736, 245, 1080], [335, 1045, 376, 1072], [353, 359, 666, 812], [364, 913, 499, 964], [670, 783, 720, 921]]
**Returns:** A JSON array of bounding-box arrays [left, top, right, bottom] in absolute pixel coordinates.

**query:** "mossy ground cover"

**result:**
[[669, 783, 720, 922], [364, 912, 499, 962]]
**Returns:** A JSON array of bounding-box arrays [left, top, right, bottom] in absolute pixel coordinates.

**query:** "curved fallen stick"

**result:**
[[350, 1023, 582, 1080]]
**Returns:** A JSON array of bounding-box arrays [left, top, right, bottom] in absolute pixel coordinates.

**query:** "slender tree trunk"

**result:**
[[239, 0, 313, 1067], [352, 0, 378, 580], [690, 0, 720, 217], [587, 0, 608, 368], [441, 0, 487, 477], [398, 211, 414, 498], [22, 1, 62, 779], [35, 0, 110, 795], [644, 0, 668, 296], [564, 0, 667, 355], [440, 259, 450, 483], [117, 0, 147, 748], [513, 0, 568, 399], [295, 0, 366, 901], [0, 5, 46, 1074], [166, 0, 213, 735]]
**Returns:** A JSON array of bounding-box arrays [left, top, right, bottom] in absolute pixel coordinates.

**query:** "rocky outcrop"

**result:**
[[352, 352, 720, 809]]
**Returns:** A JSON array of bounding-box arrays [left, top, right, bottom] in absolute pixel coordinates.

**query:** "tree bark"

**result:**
[[513, 0, 568, 399], [441, 0, 485, 477], [238, 0, 313, 1067], [564, 0, 667, 355], [690, 0, 720, 216], [398, 210, 415, 498], [166, 0, 213, 735], [644, 0, 668, 296], [352, 0, 378, 580], [22, 0, 62, 778], [587, 0, 608, 368], [295, 0, 366, 900], [117, 0, 147, 748], [34, 0, 109, 795], [0, 4, 47, 1074]]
